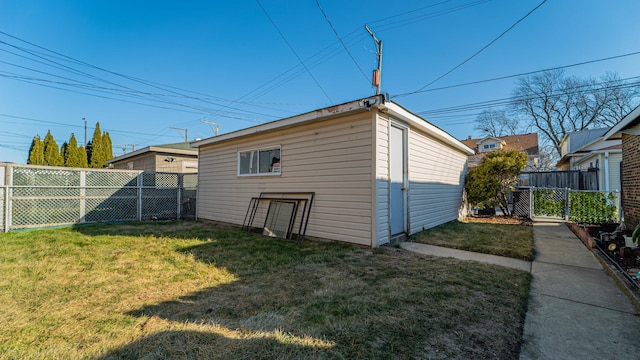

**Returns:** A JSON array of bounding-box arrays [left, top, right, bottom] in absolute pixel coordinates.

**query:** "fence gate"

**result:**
[[533, 188, 568, 219], [511, 187, 621, 223]]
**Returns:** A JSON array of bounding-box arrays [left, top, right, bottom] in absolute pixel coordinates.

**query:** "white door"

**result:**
[[389, 124, 406, 235]]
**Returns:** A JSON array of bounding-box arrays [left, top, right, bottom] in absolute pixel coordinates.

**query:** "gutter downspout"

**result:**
[[604, 151, 610, 192]]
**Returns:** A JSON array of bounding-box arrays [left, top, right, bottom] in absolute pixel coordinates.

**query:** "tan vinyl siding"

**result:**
[[407, 126, 467, 234], [155, 154, 198, 173], [197, 113, 374, 246], [375, 114, 390, 245], [111, 153, 156, 171]]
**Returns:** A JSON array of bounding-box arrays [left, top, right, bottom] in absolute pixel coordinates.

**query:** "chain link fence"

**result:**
[[511, 187, 621, 223], [1, 163, 197, 232]]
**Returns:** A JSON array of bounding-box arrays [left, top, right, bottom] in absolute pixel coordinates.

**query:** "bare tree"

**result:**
[[474, 109, 521, 137], [510, 70, 639, 159]]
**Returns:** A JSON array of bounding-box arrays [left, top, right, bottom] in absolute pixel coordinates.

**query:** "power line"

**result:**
[[399, 0, 548, 97], [314, 0, 369, 82], [371, 0, 491, 33], [0, 113, 176, 138], [0, 32, 287, 122], [255, 0, 333, 103], [367, 0, 454, 26], [393, 50, 640, 97], [416, 77, 640, 117]]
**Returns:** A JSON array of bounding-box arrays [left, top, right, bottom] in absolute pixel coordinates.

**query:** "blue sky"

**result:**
[[1, 0, 639, 163]]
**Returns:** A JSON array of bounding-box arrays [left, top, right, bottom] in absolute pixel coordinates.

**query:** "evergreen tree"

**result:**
[[89, 122, 105, 168], [86, 140, 92, 165], [61, 142, 69, 165], [78, 146, 89, 168], [464, 150, 528, 216], [65, 133, 88, 168], [27, 135, 45, 165], [102, 131, 113, 162], [42, 130, 63, 166]]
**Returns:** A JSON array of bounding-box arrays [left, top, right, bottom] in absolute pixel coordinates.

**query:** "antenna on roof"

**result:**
[[169, 126, 188, 141], [200, 120, 219, 136]]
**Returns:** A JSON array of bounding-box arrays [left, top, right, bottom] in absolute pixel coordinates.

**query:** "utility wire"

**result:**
[[0, 32, 286, 121], [372, 0, 491, 33], [314, 0, 369, 82], [416, 77, 640, 116], [393, 50, 640, 97], [367, 0, 454, 26], [255, 0, 333, 103], [398, 0, 548, 97]]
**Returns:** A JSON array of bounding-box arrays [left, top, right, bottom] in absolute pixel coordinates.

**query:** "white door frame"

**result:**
[[389, 121, 409, 235]]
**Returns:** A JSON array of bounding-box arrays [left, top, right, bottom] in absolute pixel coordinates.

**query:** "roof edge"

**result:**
[[107, 145, 197, 163], [191, 96, 380, 148], [603, 104, 640, 140], [381, 102, 475, 155]]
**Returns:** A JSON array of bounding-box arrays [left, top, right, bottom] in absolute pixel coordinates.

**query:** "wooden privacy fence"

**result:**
[[519, 170, 599, 190], [511, 187, 620, 223], [0, 163, 197, 232]]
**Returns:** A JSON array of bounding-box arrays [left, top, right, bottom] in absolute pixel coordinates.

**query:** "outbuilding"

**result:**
[[192, 95, 474, 247]]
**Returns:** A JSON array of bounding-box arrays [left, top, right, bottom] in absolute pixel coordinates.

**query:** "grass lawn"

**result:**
[[0, 221, 531, 359], [410, 220, 534, 261]]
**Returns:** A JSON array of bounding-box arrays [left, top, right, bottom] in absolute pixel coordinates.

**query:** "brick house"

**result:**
[[603, 105, 640, 228], [460, 133, 539, 170]]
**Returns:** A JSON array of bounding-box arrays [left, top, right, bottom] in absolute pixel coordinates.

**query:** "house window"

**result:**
[[238, 146, 281, 176], [482, 143, 496, 152]]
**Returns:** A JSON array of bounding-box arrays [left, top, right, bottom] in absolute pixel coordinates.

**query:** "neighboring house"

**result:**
[[603, 104, 640, 228], [107, 142, 198, 173], [555, 128, 622, 191], [460, 133, 539, 170], [191, 95, 474, 247]]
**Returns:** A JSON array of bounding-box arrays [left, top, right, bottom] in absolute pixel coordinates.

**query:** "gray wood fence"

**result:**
[[519, 170, 599, 190]]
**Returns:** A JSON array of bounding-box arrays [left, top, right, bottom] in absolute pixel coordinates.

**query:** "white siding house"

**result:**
[[192, 96, 473, 247], [556, 129, 622, 191]]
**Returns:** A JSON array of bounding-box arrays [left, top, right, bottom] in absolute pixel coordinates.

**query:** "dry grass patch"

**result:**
[[0, 221, 530, 359], [411, 219, 534, 261]]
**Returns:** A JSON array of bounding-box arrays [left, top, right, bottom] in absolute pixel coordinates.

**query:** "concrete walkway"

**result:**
[[401, 220, 640, 359], [520, 220, 640, 360], [400, 242, 531, 271]]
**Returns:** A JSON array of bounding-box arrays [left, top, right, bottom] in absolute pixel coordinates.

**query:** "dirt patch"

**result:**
[[462, 215, 532, 226]]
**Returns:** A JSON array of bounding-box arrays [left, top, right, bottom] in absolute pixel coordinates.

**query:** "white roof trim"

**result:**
[[191, 97, 474, 155], [603, 104, 640, 140], [107, 145, 197, 164], [575, 149, 621, 165], [191, 98, 372, 148], [475, 136, 503, 145], [379, 102, 474, 155]]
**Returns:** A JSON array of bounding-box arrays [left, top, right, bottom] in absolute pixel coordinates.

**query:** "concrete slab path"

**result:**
[[400, 220, 640, 359], [520, 220, 640, 360], [400, 242, 531, 271]]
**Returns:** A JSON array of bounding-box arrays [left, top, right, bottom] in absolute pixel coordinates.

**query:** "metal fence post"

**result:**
[[177, 174, 182, 220], [529, 186, 534, 219], [6, 165, 13, 232], [3, 186, 8, 233], [79, 170, 86, 223], [137, 173, 143, 221], [565, 188, 570, 221]]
